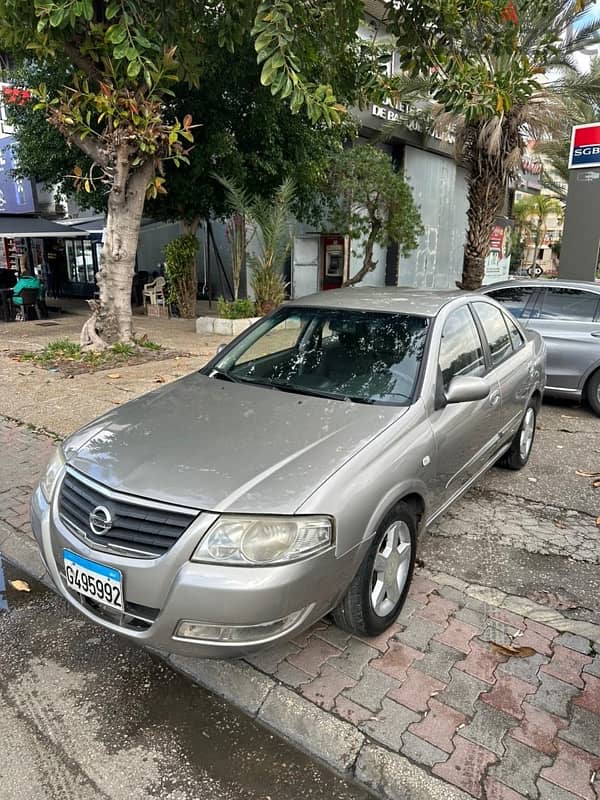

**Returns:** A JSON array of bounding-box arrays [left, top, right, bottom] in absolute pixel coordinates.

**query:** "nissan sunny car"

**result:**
[[31, 288, 545, 657]]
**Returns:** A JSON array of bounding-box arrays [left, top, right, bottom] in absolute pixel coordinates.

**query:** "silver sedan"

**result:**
[[31, 288, 545, 657], [482, 279, 600, 415]]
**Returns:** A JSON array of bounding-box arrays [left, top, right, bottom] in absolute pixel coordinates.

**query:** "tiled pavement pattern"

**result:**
[[246, 575, 600, 800], [1, 417, 599, 799]]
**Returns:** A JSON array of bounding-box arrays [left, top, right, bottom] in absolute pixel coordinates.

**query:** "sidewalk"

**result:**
[[0, 416, 598, 800]]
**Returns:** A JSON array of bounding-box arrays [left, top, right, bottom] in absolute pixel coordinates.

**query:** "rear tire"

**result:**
[[332, 503, 416, 637], [586, 370, 600, 417], [497, 402, 537, 470]]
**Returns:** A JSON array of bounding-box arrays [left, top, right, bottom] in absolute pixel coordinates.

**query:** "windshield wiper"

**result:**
[[260, 381, 377, 404], [209, 368, 240, 383]]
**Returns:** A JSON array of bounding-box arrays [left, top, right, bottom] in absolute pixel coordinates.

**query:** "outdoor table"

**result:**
[[0, 289, 14, 322]]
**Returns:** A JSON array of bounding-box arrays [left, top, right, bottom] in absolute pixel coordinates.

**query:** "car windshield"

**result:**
[[212, 306, 430, 405]]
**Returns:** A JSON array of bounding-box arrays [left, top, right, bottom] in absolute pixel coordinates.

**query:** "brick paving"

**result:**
[[1, 415, 600, 800]]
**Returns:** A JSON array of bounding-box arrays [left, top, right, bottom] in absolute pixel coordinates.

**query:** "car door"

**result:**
[[429, 305, 502, 513], [471, 301, 531, 440], [526, 287, 600, 392]]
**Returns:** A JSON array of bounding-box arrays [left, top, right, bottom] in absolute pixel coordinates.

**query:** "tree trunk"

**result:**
[[461, 166, 505, 290], [343, 219, 381, 287], [93, 158, 154, 345]]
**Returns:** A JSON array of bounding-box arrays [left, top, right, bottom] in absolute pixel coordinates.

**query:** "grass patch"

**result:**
[[135, 336, 162, 351], [112, 342, 135, 356], [13, 336, 168, 374]]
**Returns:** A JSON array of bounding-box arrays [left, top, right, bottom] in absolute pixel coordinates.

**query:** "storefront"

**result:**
[[290, 104, 470, 298], [0, 216, 89, 295]]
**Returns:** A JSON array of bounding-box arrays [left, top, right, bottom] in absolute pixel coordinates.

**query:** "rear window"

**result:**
[[485, 286, 537, 318], [472, 302, 513, 367], [536, 288, 600, 322]]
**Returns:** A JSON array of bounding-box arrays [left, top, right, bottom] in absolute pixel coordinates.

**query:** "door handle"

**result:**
[[591, 331, 600, 338], [489, 390, 501, 407]]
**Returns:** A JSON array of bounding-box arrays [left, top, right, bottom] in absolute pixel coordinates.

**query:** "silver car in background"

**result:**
[[31, 289, 545, 658], [482, 279, 600, 415]]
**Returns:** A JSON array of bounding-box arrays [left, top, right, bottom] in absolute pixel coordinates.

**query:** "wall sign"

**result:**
[[0, 137, 36, 214], [569, 123, 600, 170]]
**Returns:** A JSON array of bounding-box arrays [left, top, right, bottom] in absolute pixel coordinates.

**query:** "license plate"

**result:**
[[63, 549, 123, 610]]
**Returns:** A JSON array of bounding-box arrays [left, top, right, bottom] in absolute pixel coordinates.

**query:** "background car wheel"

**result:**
[[586, 370, 600, 417], [331, 503, 416, 637], [497, 402, 537, 470]]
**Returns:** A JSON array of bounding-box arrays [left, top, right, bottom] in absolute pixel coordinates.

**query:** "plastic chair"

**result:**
[[143, 276, 166, 307], [15, 288, 39, 321]]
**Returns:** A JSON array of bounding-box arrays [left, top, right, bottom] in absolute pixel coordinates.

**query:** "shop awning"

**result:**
[[0, 215, 88, 239]]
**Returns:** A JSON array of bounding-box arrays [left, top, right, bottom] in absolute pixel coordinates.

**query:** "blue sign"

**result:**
[[0, 136, 36, 214], [569, 123, 600, 170]]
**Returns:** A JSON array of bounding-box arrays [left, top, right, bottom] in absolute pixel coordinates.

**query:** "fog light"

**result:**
[[175, 608, 308, 643]]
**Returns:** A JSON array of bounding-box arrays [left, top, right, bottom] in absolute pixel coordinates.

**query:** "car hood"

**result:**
[[65, 373, 408, 514]]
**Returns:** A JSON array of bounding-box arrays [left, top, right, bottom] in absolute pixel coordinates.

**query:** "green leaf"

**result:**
[[127, 60, 141, 79]]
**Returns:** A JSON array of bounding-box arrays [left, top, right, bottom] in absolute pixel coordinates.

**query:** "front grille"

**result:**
[[58, 469, 198, 557]]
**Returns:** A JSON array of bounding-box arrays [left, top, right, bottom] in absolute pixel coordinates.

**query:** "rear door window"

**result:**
[[472, 302, 513, 368], [438, 306, 486, 392], [536, 288, 600, 322], [503, 312, 525, 351], [485, 286, 538, 318]]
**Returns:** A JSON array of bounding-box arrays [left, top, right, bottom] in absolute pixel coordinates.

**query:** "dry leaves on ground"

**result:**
[[491, 643, 537, 658], [9, 579, 31, 592]]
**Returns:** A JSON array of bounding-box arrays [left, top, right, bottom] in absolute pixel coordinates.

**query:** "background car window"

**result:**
[[485, 286, 537, 318], [536, 288, 600, 322], [439, 307, 485, 391], [472, 302, 513, 367], [503, 312, 525, 351]]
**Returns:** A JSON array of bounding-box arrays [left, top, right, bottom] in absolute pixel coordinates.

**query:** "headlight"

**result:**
[[40, 445, 65, 502], [192, 515, 333, 565]]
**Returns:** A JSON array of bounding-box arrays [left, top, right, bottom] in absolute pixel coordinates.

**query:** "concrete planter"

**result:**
[[196, 315, 262, 336]]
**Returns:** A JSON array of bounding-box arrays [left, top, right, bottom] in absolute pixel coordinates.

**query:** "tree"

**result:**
[[514, 194, 563, 269], [386, 0, 600, 289], [319, 145, 423, 286], [0, 0, 372, 346], [218, 176, 296, 314], [164, 234, 199, 318]]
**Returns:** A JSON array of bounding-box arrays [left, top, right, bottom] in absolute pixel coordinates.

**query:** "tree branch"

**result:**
[[64, 129, 110, 169], [63, 42, 104, 83]]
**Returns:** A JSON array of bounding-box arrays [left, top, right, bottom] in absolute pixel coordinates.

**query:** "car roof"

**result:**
[[482, 279, 600, 293], [286, 286, 470, 318]]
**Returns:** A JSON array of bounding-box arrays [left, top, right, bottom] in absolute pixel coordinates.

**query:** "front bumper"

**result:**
[[31, 484, 358, 658]]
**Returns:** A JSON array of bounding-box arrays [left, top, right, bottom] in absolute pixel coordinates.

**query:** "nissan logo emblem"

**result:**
[[89, 505, 113, 536]]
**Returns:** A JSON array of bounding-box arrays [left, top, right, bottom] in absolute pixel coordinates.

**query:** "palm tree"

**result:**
[[513, 194, 563, 270], [216, 175, 296, 314], [387, 0, 600, 289]]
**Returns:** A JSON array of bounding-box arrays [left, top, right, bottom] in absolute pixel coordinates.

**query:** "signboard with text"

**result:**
[[0, 136, 36, 214], [568, 123, 600, 170]]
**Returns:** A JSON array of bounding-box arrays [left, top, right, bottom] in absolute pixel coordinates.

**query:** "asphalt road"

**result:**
[[0, 559, 369, 800], [485, 397, 600, 516]]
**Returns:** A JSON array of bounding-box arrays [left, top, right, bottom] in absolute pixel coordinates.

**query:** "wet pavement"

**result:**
[[0, 557, 370, 800]]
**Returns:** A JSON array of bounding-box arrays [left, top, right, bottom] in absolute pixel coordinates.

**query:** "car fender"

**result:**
[[578, 356, 600, 392], [362, 478, 430, 543]]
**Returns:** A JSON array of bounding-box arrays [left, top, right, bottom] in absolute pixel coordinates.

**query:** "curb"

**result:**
[[3, 525, 598, 800]]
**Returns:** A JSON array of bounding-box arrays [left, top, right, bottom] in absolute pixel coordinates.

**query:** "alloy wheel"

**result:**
[[519, 407, 536, 461], [370, 520, 412, 617]]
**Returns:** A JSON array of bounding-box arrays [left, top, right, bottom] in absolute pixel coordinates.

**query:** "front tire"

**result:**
[[332, 503, 416, 637], [498, 402, 537, 470], [586, 370, 600, 417]]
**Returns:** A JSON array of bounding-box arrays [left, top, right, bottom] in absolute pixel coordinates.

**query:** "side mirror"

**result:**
[[216, 343, 227, 355], [445, 375, 490, 405]]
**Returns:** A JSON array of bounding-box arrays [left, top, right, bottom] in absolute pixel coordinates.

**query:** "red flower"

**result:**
[[501, 1, 519, 25]]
